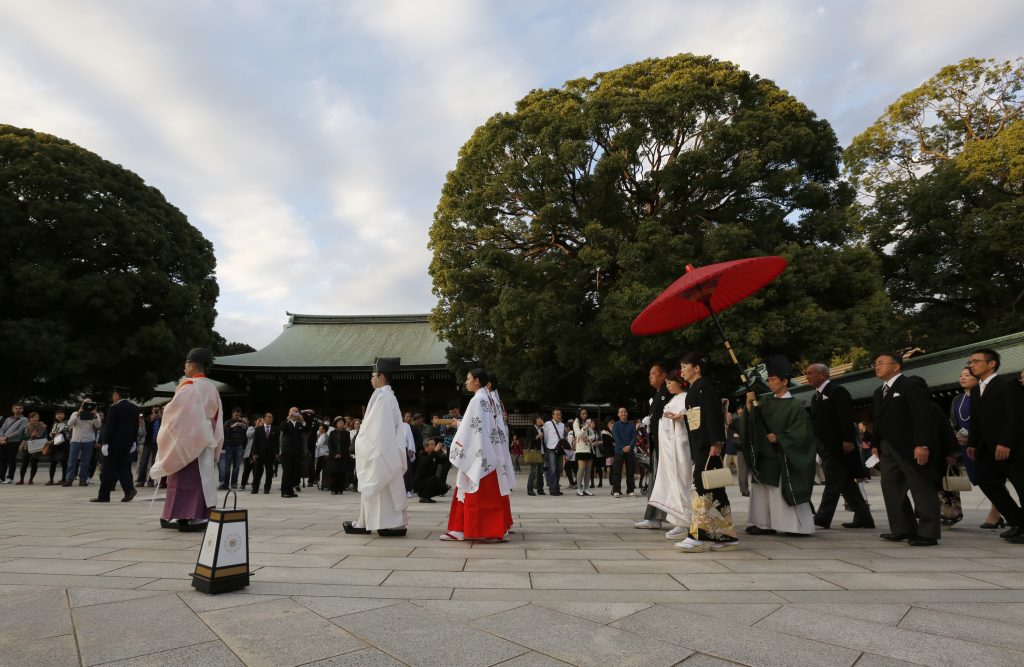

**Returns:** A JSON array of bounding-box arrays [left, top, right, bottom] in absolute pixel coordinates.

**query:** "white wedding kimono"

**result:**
[[649, 392, 693, 527], [355, 384, 408, 530]]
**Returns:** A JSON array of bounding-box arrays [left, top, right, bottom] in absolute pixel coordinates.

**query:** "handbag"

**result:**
[[25, 438, 48, 454], [942, 465, 971, 492], [522, 449, 543, 465], [700, 454, 734, 489]]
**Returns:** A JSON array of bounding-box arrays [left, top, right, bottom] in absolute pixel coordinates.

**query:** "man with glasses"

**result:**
[[966, 349, 1024, 544], [872, 352, 940, 546]]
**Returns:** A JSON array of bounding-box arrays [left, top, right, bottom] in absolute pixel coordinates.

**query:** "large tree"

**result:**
[[0, 124, 219, 403], [845, 57, 1024, 349], [429, 54, 889, 405]]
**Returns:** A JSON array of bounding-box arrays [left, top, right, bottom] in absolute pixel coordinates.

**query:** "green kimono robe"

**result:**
[[740, 394, 817, 507]]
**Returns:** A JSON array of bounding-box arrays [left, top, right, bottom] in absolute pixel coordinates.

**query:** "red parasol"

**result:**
[[631, 256, 787, 389]]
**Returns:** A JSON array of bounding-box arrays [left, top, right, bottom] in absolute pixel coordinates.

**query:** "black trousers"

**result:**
[[878, 444, 940, 540], [98, 448, 134, 501], [0, 443, 18, 480], [19, 451, 40, 481], [280, 451, 301, 496], [251, 456, 276, 493], [611, 451, 636, 494], [816, 447, 872, 525], [976, 451, 1024, 526], [240, 457, 254, 487], [49, 445, 68, 482]]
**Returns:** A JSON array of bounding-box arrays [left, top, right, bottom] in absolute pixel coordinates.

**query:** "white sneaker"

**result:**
[[406, 491, 413, 498], [583, 490, 593, 496], [710, 540, 739, 552], [665, 526, 688, 539], [630, 491, 642, 497], [577, 489, 584, 496], [674, 537, 707, 552], [634, 519, 663, 529], [612, 492, 622, 498]]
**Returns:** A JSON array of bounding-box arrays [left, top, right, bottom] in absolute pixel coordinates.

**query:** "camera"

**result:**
[[81, 401, 97, 413], [299, 409, 325, 429]]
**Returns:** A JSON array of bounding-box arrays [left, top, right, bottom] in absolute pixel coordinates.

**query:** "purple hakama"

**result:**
[[161, 459, 210, 521]]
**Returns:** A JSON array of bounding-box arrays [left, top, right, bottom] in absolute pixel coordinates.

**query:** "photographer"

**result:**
[[279, 407, 310, 498], [219, 407, 247, 490], [64, 397, 102, 487]]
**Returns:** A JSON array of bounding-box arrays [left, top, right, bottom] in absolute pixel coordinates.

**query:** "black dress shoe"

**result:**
[[981, 518, 1006, 529], [178, 521, 208, 532], [419, 497, 437, 503], [550, 491, 563, 496], [841, 521, 876, 529], [1006, 534, 1024, 545], [251, 489, 259, 494], [121, 489, 138, 502], [160, 519, 177, 529], [343, 521, 371, 535], [377, 528, 407, 537], [281, 493, 298, 498], [89, 498, 108, 503], [880, 533, 913, 541], [745, 526, 777, 535], [999, 525, 1021, 539], [527, 491, 536, 496], [813, 518, 830, 530], [908, 537, 938, 546]]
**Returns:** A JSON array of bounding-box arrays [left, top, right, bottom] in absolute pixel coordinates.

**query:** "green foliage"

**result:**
[[0, 124, 219, 403], [845, 57, 1024, 349], [430, 54, 891, 404], [211, 330, 256, 356]]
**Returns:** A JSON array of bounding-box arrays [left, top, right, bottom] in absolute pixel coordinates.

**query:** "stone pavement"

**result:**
[[0, 475, 1022, 666]]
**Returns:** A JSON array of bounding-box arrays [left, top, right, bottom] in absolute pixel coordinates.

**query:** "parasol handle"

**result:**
[[703, 300, 772, 434]]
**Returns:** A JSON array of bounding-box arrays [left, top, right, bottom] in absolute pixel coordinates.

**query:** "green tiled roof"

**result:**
[[791, 330, 1024, 405], [212, 314, 449, 371]]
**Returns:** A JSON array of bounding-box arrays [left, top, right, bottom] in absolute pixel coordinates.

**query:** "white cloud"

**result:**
[[2, 0, 1022, 350]]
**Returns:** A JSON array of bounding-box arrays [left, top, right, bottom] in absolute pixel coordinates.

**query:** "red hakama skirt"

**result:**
[[162, 459, 211, 522], [447, 471, 513, 539]]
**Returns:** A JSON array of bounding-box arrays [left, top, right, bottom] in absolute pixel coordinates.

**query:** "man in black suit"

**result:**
[[92, 387, 140, 503], [279, 407, 310, 498], [966, 348, 1024, 543], [250, 412, 278, 494], [872, 352, 940, 546], [806, 363, 874, 530]]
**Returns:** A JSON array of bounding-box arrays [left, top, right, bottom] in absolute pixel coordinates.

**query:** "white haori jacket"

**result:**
[[151, 375, 224, 508], [450, 388, 514, 502]]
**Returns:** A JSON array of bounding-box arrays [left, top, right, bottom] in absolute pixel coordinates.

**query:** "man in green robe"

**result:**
[[741, 355, 818, 536]]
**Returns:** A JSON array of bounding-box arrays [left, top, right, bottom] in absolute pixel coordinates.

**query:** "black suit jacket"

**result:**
[[280, 419, 310, 456], [968, 375, 1024, 457], [684, 377, 725, 456], [810, 381, 856, 455], [872, 374, 932, 460], [253, 424, 280, 459], [102, 399, 140, 452], [648, 384, 671, 450]]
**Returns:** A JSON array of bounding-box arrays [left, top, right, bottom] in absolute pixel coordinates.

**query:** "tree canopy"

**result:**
[[845, 57, 1024, 349], [430, 54, 890, 404], [0, 124, 219, 403]]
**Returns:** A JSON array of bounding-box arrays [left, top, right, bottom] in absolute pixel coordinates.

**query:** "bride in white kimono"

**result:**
[[650, 371, 693, 540]]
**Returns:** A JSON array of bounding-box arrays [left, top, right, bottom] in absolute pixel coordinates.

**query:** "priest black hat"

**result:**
[[373, 357, 401, 374], [187, 347, 214, 367], [765, 354, 793, 380]]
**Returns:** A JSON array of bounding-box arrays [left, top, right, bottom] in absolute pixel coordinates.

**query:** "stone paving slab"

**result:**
[[0, 472, 1022, 666]]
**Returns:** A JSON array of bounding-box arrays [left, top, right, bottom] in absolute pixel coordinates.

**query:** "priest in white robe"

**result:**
[[343, 357, 408, 537], [650, 370, 693, 540], [150, 348, 224, 532]]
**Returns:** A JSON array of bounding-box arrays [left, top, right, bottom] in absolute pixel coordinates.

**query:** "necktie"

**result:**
[[265, 426, 270, 437], [882, 384, 890, 399]]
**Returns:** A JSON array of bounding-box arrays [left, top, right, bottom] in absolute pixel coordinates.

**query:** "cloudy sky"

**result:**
[[2, 1, 1021, 348]]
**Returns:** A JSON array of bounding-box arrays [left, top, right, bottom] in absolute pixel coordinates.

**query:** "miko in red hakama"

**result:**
[[447, 470, 513, 539]]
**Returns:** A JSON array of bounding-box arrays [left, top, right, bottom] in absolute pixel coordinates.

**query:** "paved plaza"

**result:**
[[0, 476, 1022, 667]]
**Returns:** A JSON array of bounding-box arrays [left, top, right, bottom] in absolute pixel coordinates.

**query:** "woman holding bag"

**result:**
[[675, 352, 738, 553]]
